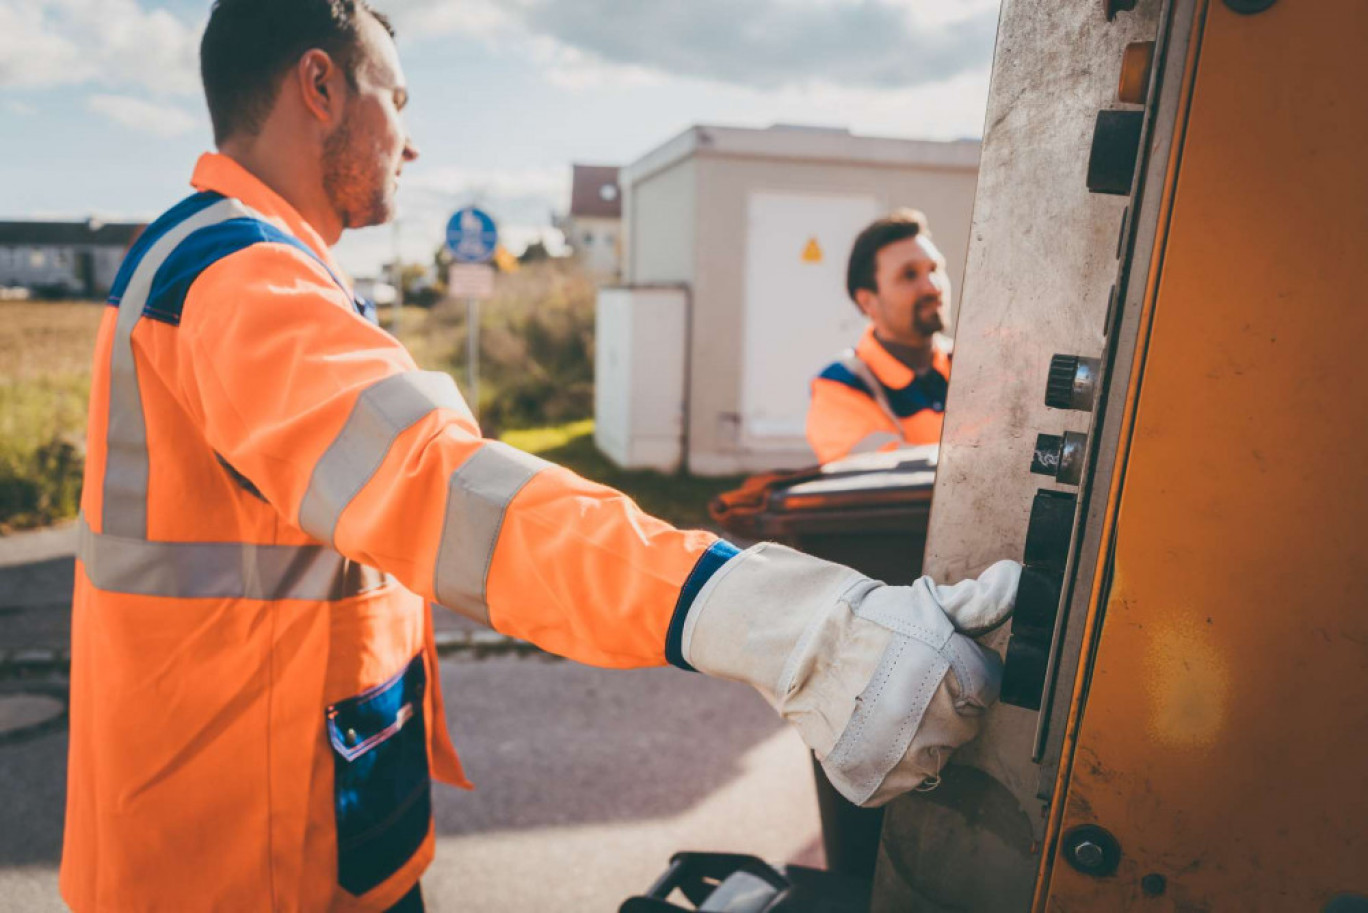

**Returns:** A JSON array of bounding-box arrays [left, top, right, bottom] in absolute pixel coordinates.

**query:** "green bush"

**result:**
[[0, 375, 89, 531], [423, 260, 597, 433]]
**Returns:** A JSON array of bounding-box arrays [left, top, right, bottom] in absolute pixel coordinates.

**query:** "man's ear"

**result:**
[[853, 287, 877, 318], [296, 49, 347, 126]]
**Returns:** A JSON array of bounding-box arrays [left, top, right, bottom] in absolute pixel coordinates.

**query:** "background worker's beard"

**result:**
[[913, 295, 945, 337], [322, 110, 393, 230]]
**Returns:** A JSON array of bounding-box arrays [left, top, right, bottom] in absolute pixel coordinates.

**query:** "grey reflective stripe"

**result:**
[[299, 371, 473, 543], [848, 431, 901, 454], [434, 442, 549, 624], [838, 350, 902, 433], [102, 197, 262, 538], [77, 516, 389, 601]]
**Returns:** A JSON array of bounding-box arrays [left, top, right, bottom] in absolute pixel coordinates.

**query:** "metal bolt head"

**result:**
[[1073, 840, 1106, 870], [1141, 873, 1167, 896], [1062, 824, 1121, 877]]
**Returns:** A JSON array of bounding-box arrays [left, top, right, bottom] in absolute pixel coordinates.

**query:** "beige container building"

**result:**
[[594, 124, 980, 475]]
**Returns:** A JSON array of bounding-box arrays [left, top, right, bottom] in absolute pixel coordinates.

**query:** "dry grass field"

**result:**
[[0, 274, 740, 533], [0, 301, 104, 531]]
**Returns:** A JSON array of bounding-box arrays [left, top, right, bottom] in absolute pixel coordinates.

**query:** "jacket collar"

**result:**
[[856, 324, 951, 389], [189, 152, 348, 284]]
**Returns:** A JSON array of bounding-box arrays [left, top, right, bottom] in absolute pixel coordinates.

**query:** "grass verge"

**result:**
[[502, 420, 745, 529]]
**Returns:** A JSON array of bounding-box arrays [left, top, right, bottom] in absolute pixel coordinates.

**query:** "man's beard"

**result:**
[[322, 110, 392, 230], [913, 297, 945, 337]]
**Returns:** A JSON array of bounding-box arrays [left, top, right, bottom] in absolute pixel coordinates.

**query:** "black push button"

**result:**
[[1031, 432, 1087, 486], [1087, 109, 1144, 196], [1022, 490, 1077, 574], [1001, 637, 1050, 712], [1000, 490, 1077, 711]]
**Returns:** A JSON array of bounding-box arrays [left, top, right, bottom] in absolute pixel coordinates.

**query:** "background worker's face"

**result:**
[[857, 235, 950, 346], [322, 14, 418, 230]]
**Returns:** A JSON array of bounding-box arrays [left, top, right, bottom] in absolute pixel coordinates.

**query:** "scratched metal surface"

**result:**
[[873, 0, 1162, 910]]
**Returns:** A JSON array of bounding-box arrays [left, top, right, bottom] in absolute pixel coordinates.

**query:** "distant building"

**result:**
[[558, 164, 622, 280], [0, 219, 145, 299]]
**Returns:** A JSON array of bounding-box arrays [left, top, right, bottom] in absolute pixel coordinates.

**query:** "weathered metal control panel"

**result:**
[[875, 0, 1368, 909]]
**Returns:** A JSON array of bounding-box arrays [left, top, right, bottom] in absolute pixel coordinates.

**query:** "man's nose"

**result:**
[[402, 137, 420, 164]]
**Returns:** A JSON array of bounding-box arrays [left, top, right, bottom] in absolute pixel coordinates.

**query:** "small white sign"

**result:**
[[448, 263, 495, 300]]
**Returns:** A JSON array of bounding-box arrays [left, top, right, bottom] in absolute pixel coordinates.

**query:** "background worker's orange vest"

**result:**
[[62, 153, 734, 912], [806, 327, 952, 464]]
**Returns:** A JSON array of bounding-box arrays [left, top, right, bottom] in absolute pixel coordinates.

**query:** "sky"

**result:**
[[0, 0, 1001, 277]]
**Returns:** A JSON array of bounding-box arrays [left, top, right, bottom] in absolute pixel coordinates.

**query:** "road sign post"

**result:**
[[445, 207, 498, 422]]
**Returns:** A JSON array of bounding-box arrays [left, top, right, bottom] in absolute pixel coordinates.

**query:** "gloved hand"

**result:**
[[678, 543, 1019, 807]]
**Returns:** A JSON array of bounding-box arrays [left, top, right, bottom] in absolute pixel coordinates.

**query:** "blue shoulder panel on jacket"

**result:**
[[817, 361, 871, 395], [107, 192, 225, 307], [142, 218, 347, 326]]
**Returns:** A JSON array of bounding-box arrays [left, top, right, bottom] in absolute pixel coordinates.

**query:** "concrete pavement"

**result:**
[[0, 525, 822, 912]]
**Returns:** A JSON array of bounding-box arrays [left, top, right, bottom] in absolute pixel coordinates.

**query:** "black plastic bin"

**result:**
[[716, 447, 938, 885]]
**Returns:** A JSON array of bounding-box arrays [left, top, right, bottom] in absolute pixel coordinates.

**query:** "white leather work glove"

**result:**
[[679, 543, 1019, 807]]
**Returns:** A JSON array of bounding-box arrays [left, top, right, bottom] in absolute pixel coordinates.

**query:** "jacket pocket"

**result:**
[[326, 653, 432, 897]]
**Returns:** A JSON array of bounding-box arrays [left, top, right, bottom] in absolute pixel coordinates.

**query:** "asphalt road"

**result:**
[[0, 525, 822, 912]]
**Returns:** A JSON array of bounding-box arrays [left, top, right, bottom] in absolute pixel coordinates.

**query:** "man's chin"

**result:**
[[914, 317, 945, 337], [347, 199, 396, 231]]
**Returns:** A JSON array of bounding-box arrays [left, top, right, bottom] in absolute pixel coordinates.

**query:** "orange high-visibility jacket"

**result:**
[[805, 326, 952, 464], [62, 153, 735, 912]]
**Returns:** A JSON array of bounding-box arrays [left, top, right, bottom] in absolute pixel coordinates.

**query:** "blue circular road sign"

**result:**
[[445, 206, 498, 263]]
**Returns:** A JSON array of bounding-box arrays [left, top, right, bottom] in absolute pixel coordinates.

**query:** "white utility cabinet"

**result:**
[[594, 286, 687, 472]]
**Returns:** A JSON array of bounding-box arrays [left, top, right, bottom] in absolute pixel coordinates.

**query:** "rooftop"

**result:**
[[0, 219, 145, 247], [568, 164, 622, 219], [621, 124, 982, 187]]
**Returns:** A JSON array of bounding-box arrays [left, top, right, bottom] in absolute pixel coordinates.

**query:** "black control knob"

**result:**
[[1031, 431, 1088, 486], [1045, 354, 1101, 412]]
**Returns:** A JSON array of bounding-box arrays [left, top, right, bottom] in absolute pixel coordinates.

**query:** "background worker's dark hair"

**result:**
[[846, 209, 932, 303], [200, 0, 393, 145]]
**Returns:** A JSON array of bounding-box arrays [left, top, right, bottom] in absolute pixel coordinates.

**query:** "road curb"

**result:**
[[0, 648, 70, 681]]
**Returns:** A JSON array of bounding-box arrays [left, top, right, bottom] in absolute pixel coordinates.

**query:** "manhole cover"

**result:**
[[0, 685, 68, 745]]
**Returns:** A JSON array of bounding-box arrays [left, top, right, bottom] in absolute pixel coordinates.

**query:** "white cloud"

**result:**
[[759, 67, 994, 141], [386, 0, 513, 40], [385, 0, 998, 94], [3, 99, 38, 116], [87, 93, 200, 137], [0, 0, 201, 95], [403, 164, 569, 203]]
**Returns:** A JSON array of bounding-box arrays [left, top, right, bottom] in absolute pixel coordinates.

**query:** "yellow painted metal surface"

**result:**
[[1044, 0, 1368, 908]]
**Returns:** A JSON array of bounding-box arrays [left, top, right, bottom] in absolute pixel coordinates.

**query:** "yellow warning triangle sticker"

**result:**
[[801, 237, 823, 263]]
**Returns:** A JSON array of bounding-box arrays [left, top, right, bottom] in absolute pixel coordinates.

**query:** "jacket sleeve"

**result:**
[[806, 377, 902, 464], [175, 243, 722, 669]]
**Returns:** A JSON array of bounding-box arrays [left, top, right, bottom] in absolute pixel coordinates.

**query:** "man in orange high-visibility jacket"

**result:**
[[807, 210, 955, 464], [61, 3, 1019, 911]]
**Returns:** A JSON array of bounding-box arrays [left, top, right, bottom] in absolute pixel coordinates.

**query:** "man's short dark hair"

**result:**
[[200, 0, 393, 145], [846, 209, 932, 303]]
